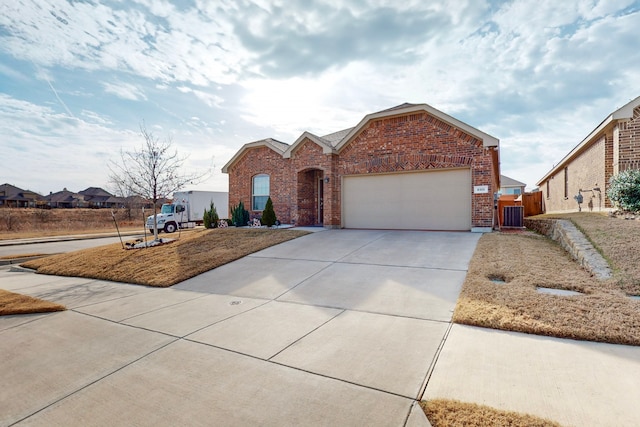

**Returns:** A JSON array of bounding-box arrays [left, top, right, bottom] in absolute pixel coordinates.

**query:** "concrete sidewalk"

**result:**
[[2, 229, 639, 426], [424, 324, 640, 426]]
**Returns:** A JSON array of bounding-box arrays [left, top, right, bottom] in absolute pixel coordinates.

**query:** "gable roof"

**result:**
[[500, 175, 526, 188], [537, 95, 640, 185], [283, 131, 334, 158], [0, 183, 25, 198], [0, 183, 43, 202], [45, 189, 83, 204], [222, 138, 289, 173], [222, 102, 499, 172], [333, 102, 499, 151], [78, 187, 113, 197]]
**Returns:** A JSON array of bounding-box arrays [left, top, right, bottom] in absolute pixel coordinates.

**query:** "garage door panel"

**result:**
[[343, 169, 471, 231]]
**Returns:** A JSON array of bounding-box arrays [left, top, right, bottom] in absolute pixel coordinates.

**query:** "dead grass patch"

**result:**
[[0, 289, 65, 315], [0, 208, 141, 240], [421, 399, 562, 427], [453, 231, 640, 345], [22, 228, 309, 287], [535, 212, 640, 295]]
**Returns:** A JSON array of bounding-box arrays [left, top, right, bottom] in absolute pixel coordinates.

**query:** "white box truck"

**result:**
[[146, 190, 229, 233]]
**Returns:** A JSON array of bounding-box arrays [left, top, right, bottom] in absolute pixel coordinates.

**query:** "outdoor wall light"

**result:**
[[324, 177, 330, 183]]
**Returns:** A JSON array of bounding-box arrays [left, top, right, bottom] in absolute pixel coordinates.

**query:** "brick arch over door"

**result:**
[[296, 168, 325, 226]]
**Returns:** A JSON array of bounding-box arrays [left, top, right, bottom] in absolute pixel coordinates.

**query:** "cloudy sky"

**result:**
[[1, 0, 639, 195]]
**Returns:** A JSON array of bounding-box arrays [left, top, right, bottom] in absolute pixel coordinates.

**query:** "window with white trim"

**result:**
[[252, 174, 269, 211]]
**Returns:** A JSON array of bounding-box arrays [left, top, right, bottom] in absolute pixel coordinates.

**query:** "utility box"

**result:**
[[503, 206, 524, 228]]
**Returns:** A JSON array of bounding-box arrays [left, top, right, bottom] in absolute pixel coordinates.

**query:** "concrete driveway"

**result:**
[[0, 229, 480, 426]]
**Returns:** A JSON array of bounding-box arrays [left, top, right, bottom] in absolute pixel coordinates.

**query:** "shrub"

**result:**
[[261, 197, 277, 227], [231, 201, 250, 226], [608, 169, 640, 213], [203, 201, 219, 229]]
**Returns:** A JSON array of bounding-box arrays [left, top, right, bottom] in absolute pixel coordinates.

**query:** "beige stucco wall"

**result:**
[[541, 136, 607, 212]]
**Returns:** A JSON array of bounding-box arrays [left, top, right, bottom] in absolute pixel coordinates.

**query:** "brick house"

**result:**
[[222, 103, 500, 231], [537, 96, 640, 212]]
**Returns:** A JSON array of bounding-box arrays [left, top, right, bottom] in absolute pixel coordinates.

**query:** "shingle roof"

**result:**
[[0, 183, 44, 201], [374, 103, 421, 114], [223, 102, 500, 171], [500, 175, 526, 187], [321, 128, 354, 147], [79, 187, 113, 197], [45, 189, 81, 203]]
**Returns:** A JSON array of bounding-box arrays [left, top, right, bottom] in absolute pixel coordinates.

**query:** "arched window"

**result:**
[[252, 174, 269, 211]]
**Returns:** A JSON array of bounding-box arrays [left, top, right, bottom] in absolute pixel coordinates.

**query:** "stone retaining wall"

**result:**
[[524, 218, 612, 280]]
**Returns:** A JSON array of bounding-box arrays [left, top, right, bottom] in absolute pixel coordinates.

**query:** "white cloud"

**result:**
[[0, 0, 248, 86], [1, 0, 639, 196], [102, 81, 147, 101]]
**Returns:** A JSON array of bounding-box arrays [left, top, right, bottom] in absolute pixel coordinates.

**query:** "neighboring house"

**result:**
[[537, 96, 640, 212], [0, 183, 45, 208], [78, 187, 123, 208], [223, 103, 500, 231], [45, 188, 85, 208], [45, 187, 126, 208], [499, 175, 526, 196]]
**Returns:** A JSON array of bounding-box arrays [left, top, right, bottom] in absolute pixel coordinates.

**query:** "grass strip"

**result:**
[[0, 289, 65, 315], [22, 228, 309, 287], [421, 399, 563, 427]]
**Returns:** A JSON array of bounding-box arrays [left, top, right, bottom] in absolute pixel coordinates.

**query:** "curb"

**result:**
[[0, 231, 146, 247], [0, 255, 52, 266]]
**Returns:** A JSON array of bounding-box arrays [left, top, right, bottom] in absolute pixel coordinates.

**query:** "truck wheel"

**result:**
[[164, 222, 177, 233]]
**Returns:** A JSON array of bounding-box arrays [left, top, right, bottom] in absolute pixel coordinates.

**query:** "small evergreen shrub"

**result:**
[[261, 197, 277, 227], [231, 201, 250, 226], [608, 169, 640, 212], [203, 201, 219, 229]]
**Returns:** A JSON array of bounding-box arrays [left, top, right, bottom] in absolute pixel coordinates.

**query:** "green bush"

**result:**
[[608, 169, 640, 213], [203, 201, 219, 229], [261, 197, 277, 227], [231, 201, 250, 226]]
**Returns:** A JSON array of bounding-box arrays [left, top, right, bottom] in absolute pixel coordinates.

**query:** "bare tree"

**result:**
[[109, 124, 208, 241]]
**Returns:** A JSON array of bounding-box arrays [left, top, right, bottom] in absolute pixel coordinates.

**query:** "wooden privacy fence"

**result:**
[[522, 191, 544, 217]]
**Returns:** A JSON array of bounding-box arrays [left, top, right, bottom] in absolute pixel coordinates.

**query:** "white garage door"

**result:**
[[342, 169, 472, 230]]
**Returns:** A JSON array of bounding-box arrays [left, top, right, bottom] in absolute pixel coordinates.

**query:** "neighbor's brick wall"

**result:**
[[619, 106, 640, 171], [337, 112, 496, 228], [541, 136, 606, 212]]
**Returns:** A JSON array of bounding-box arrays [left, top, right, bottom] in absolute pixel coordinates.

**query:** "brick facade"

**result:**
[[224, 105, 500, 229], [539, 99, 640, 213], [619, 106, 640, 171]]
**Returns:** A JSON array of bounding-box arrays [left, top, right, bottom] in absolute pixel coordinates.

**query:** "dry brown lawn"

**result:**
[[421, 399, 562, 427], [22, 228, 308, 287], [0, 289, 65, 315], [537, 212, 640, 295], [0, 208, 141, 240], [453, 214, 640, 346]]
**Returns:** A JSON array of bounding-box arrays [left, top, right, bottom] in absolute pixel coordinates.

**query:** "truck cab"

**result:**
[[146, 203, 188, 233]]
